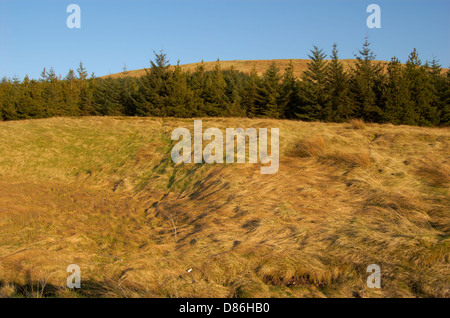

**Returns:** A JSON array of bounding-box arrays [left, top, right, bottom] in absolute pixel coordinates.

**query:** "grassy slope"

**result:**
[[0, 117, 448, 298], [104, 59, 449, 79]]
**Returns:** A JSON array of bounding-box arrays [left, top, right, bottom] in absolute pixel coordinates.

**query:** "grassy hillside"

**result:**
[[0, 117, 448, 298], [104, 59, 449, 79], [104, 59, 381, 79]]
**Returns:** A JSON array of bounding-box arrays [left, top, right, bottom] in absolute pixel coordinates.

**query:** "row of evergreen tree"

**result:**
[[1, 39, 449, 126]]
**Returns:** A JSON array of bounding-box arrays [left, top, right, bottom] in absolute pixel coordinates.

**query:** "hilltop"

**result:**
[[104, 59, 384, 79], [0, 117, 448, 298], [103, 58, 448, 79]]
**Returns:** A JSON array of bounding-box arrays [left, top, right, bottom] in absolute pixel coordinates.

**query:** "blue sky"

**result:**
[[0, 0, 449, 79]]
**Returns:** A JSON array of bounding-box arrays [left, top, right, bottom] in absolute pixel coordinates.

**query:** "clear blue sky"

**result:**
[[1, 0, 449, 79]]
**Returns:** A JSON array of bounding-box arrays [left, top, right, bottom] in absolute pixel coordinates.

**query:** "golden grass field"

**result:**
[[104, 59, 449, 79], [0, 117, 448, 298]]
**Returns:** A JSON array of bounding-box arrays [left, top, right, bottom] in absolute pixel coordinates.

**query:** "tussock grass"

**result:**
[[349, 118, 366, 130], [322, 151, 371, 168], [290, 135, 325, 158], [416, 156, 450, 187], [0, 117, 449, 298]]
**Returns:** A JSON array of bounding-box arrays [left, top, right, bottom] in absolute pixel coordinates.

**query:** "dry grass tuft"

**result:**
[[364, 189, 428, 214], [349, 118, 366, 130], [416, 157, 450, 186], [290, 135, 326, 158], [322, 151, 371, 168], [0, 284, 16, 298]]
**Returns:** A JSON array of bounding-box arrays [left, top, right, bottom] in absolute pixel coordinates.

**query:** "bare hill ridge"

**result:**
[[104, 59, 448, 79]]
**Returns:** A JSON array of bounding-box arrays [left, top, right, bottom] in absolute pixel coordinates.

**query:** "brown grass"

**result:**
[[349, 118, 366, 130], [104, 59, 449, 80], [290, 135, 326, 158], [416, 157, 450, 186], [104, 59, 395, 80], [323, 151, 371, 168], [0, 117, 449, 298]]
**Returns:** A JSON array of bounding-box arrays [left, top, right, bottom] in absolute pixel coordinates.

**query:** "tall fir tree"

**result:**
[[349, 37, 384, 122], [298, 45, 329, 121], [281, 60, 302, 119], [326, 44, 352, 122], [166, 62, 199, 117], [405, 49, 439, 126], [383, 57, 414, 124], [426, 56, 448, 126], [138, 50, 172, 116], [257, 62, 282, 118], [202, 59, 229, 116], [241, 66, 260, 118]]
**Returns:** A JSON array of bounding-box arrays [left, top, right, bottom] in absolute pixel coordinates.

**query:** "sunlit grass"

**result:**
[[0, 116, 448, 298]]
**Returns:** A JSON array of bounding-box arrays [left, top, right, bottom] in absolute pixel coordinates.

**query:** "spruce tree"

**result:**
[[77, 62, 88, 81], [440, 70, 450, 126], [405, 49, 439, 126], [138, 50, 172, 116], [223, 66, 245, 117], [189, 61, 207, 116], [166, 62, 198, 117], [281, 60, 302, 119], [426, 57, 448, 126], [203, 59, 229, 116], [383, 57, 414, 124], [257, 62, 282, 118], [93, 78, 123, 115], [298, 45, 329, 121], [241, 66, 260, 117], [326, 44, 352, 121], [349, 37, 384, 122]]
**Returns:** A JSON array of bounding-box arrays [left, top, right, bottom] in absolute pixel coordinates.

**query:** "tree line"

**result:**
[[1, 39, 449, 126]]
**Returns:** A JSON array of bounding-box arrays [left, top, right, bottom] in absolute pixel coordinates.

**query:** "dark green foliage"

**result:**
[[281, 61, 302, 119], [382, 57, 413, 124], [403, 49, 439, 126], [257, 62, 283, 118], [327, 44, 352, 122], [0, 45, 448, 127], [298, 46, 329, 121], [202, 60, 229, 116], [241, 66, 260, 118], [439, 70, 450, 126], [349, 38, 385, 123]]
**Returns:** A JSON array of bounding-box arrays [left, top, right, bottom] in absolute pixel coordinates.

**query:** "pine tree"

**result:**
[[349, 37, 384, 122], [118, 77, 139, 116], [0, 77, 15, 120], [0, 78, 19, 120], [62, 69, 80, 115], [94, 78, 123, 115], [241, 66, 261, 118], [281, 60, 302, 119], [202, 59, 229, 116], [78, 75, 97, 116], [326, 44, 352, 121], [189, 61, 207, 116], [439, 70, 450, 126], [138, 50, 172, 116], [426, 57, 448, 126], [166, 62, 199, 117], [298, 45, 329, 121], [405, 49, 439, 126], [77, 62, 88, 81], [41, 67, 64, 116], [223, 66, 245, 117], [40, 68, 47, 83], [257, 62, 282, 118], [383, 57, 414, 124]]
